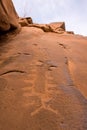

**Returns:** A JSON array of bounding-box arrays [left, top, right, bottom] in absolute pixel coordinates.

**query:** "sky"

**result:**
[[12, 0, 87, 36]]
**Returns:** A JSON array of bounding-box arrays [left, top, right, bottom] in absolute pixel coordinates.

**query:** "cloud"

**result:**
[[12, 0, 87, 36]]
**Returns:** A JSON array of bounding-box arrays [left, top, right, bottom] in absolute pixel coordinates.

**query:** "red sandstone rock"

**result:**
[[49, 22, 65, 31], [27, 22, 65, 34], [19, 17, 33, 27], [0, 0, 20, 33], [0, 27, 87, 130], [0, 0, 87, 130]]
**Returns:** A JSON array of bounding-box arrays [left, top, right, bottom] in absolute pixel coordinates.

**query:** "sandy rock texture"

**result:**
[[0, 27, 87, 130], [0, 0, 20, 33], [0, 0, 87, 130]]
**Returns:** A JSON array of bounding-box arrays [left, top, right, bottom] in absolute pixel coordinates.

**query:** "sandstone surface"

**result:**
[[0, 0, 87, 130], [0, 27, 87, 130], [0, 0, 20, 33]]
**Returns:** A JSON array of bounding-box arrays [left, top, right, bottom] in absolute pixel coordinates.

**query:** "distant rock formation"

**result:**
[[0, 0, 20, 33], [26, 22, 74, 34], [18, 17, 74, 34], [0, 0, 74, 35], [19, 17, 33, 27], [26, 22, 65, 34]]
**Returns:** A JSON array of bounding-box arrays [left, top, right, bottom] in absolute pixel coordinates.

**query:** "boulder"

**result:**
[[19, 17, 33, 27], [49, 22, 66, 31]]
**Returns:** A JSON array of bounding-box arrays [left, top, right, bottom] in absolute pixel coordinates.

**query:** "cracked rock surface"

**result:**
[[0, 27, 87, 130]]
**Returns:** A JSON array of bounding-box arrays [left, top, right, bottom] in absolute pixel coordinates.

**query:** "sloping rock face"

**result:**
[[0, 0, 20, 33], [0, 1, 87, 130], [0, 26, 87, 130]]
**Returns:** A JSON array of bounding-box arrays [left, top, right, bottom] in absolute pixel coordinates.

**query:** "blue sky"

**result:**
[[12, 0, 87, 36]]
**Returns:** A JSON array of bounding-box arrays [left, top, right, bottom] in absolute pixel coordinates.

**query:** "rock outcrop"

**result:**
[[0, 0, 20, 33], [19, 21, 74, 34], [0, 0, 73, 35], [18, 18, 65, 33], [27, 22, 65, 33], [19, 17, 33, 27], [0, 0, 87, 130]]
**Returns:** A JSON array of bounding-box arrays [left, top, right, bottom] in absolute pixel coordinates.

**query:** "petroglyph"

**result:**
[[0, 70, 26, 76], [22, 59, 59, 116]]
